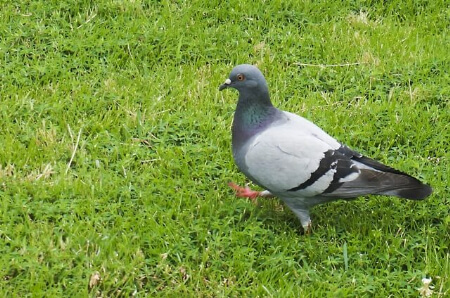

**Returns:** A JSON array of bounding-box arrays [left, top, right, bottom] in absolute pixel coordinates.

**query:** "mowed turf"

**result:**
[[0, 0, 449, 296]]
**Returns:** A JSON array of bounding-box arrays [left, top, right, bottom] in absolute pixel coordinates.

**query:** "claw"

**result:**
[[303, 221, 312, 235], [228, 182, 261, 202]]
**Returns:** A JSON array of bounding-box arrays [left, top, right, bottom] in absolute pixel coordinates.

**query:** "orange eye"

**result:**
[[237, 74, 245, 81]]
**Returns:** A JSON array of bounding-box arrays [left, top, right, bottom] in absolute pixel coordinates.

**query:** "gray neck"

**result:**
[[232, 87, 279, 147]]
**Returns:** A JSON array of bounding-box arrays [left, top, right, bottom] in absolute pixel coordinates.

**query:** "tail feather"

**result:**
[[325, 169, 432, 200], [354, 155, 432, 200], [374, 172, 432, 200]]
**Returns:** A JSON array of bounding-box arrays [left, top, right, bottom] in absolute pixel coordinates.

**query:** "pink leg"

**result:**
[[304, 222, 312, 235], [228, 182, 272, 203]]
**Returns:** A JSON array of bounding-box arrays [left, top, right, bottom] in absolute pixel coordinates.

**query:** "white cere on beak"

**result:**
[[224, 78, 231, 85]]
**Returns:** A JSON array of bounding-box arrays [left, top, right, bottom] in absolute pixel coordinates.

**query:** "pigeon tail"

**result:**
[[353, 155, 433, 200], [328, 169, 432, 200], [376, 175, 432, 200]]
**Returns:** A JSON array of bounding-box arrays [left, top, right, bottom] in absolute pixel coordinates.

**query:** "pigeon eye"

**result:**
[[237, 74, 245, 81]]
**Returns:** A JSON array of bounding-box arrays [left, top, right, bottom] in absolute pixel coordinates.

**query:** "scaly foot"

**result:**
[[303, 221, 312, 235], [228, 182, 262, 203]]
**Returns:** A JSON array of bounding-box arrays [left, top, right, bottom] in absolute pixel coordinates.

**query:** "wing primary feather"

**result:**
[[322, 146, 432, 200]]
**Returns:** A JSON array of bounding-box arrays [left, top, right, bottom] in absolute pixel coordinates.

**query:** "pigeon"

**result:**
[[219, 64, 432, 232]]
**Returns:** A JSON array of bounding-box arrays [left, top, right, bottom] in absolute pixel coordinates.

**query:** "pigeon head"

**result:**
[[219, 64, 272, 109], [219, 64, 267, 91]]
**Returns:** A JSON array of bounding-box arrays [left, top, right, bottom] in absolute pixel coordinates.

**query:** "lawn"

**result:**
[[0, 0, 449, 296]]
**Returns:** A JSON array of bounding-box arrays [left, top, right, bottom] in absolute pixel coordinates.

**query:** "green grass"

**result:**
[[0, 0, 449, 296]]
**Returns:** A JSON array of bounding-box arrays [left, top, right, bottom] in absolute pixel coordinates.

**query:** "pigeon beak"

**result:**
[[219, 78, 232, 91]]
